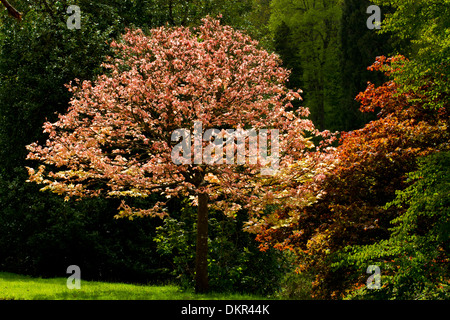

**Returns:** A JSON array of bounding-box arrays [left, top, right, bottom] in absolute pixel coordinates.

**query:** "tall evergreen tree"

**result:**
[[338, 0, 393, 131], [269, 0, 343, 131]]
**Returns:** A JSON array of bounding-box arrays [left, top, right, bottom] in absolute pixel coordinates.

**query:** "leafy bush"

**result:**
[[0, 1, 168, 284], [335, 151, 450, 300], [274, 255, 314, 300], [0, 168, 170, 283], [154, 200, 289, 296]]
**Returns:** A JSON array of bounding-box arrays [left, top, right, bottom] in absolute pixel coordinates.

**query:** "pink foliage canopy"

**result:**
[[26, 17, 335, 219]]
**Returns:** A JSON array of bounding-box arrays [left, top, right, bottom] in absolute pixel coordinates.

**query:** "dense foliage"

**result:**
[[250, 55, 449, 298], [339, 0, 394, 130], [154, 201, 287, 295], [248, 0, 450, 299], [339, 151, 450, 300], [269, 0, 342, 131], [0, 0, 448, 299], [24, 14, 336, 292], [0, 1, 282, 292]]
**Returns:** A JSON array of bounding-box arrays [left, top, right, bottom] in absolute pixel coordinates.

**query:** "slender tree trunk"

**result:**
[[167, 0, 175, 25], [195, 192, 209, 293]]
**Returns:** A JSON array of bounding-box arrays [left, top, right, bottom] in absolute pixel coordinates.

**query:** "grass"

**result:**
[[0, 272, 267, 300]]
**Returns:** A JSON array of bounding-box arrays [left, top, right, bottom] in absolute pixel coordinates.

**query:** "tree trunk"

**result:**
[[195, 192, 209, 293]]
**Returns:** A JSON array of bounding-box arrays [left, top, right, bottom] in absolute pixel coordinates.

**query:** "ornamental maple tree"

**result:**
[[250, 55, 449, 298], [25, 17, 329, 293]]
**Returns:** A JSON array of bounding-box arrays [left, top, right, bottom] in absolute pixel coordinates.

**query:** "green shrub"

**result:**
[[154, 200, 289, 296], [0, 168, 170, 283], [333, 151, 450, 299]]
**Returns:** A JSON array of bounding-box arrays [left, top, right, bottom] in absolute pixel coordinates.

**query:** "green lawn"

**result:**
[[0, 272, 266, 300]]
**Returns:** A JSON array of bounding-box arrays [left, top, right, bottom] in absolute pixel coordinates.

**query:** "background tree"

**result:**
[[338, 151, 450, 299], [250, 0, 449, 299], [338, 0, 393, 131], [372, 0, 450, 110], [269, 0, 343, 131], [0, 0, 167, 282], [242, 0, 273, 50], [251, 55, 449, 298], [331, 0, 450, 298]]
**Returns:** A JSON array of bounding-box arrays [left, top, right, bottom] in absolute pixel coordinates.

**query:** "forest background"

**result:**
[[0, 0, 448, 299]]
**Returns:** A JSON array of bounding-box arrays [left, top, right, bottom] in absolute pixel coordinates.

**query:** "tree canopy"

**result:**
[[25, 16, 334, 292]]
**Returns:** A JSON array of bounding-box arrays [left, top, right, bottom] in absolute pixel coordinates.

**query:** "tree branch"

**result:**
[[0, 0, 22, 21]]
